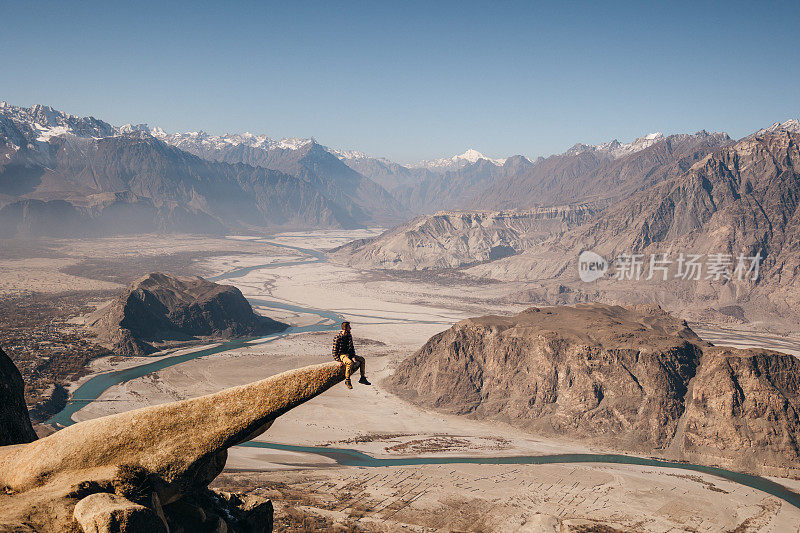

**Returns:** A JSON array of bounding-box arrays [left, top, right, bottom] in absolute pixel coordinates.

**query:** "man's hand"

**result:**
[[338, 360, 345, 367]]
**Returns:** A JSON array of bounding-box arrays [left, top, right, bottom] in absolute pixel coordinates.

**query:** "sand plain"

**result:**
[[51, 231, 800, 532]]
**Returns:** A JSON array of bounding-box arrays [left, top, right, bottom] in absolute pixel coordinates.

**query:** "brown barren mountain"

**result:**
[[331, 206, 594, 270], [390, 303, 800, 477], [462, 129, 800, 329], [90, 272, 288, 356]]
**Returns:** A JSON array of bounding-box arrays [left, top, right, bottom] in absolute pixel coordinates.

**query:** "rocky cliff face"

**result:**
[[90, 273, 288, 355], [390, 304, 705, 450], [390, 304, 800, 475], [0, 346, 37, 446], [683, 346, 800, 473]]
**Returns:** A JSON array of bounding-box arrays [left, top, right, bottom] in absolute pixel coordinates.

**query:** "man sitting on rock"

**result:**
[[332, 321, 370, 389]]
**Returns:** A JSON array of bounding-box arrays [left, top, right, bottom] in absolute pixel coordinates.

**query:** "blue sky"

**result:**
[[2, 1, 798, 162]]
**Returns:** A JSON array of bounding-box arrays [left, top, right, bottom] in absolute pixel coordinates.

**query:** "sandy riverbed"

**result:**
[[61, 231, 800, 531]]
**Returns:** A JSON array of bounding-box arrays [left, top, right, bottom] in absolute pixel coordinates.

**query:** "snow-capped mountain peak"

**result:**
[[756, 118, 800, 136], [0, 102, 117, 148], [611, 132, 663, 157], [457, 148, 488, 163], [150, 129, 314, 153], [566, 132, 666, 158], [410, 149, 506, 171], [119, 123, 150, 134], [327, 147, 370, 161]]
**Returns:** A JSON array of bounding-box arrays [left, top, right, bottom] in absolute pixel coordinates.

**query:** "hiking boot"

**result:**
[[358, 376, 371, 385], [345, 378, 353, 389]]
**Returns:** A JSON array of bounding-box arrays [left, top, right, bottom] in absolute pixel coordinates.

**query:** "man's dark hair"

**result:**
[[341, 321, 350, 330]]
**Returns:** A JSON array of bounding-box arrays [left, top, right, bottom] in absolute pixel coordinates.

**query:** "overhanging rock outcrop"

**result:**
[[0, 361, 352, 532]]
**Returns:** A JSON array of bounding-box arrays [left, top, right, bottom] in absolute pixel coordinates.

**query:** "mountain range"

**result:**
[[0, 103, 409, 236], [338, 120, 800, 330], [1, 100, 797, 253]]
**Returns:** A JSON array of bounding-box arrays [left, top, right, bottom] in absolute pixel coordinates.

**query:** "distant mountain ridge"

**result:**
[[2, 100, 795, 240], [474, 130, 733, 210], [0, 103, 405, 236], [153, 130, 408, 225], [331, 205, 595, 270], [329, 130, 733, 215], [0, 113, 357, 235]]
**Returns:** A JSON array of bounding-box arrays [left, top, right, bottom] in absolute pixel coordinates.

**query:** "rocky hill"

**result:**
[[331, 206, 594, 270], [90, 273, 287, 355], [0, 346, 37, 446], [389, 304, 800, 476]]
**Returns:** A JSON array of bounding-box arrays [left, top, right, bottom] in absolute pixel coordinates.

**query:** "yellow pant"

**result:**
[[339, 354, 365, 379]]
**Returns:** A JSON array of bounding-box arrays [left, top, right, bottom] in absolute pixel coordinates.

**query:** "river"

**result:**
[[47, 238, 800, 510]]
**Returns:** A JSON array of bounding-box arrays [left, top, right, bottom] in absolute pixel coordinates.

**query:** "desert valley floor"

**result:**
[[5, 231, 800, 532]]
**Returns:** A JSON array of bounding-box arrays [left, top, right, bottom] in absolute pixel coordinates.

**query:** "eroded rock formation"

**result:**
[[330, 207, 594, 270], [90, 272, 288, 355], [390, 303, 800, 476], [683, 346, 800, 473], [0, 361, 351, 532], [390, 303, 705, 451], [0, 345, 37, 446]]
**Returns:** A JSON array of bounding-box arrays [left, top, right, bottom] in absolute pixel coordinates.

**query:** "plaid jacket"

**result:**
[[332, 331, 356, 361]]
